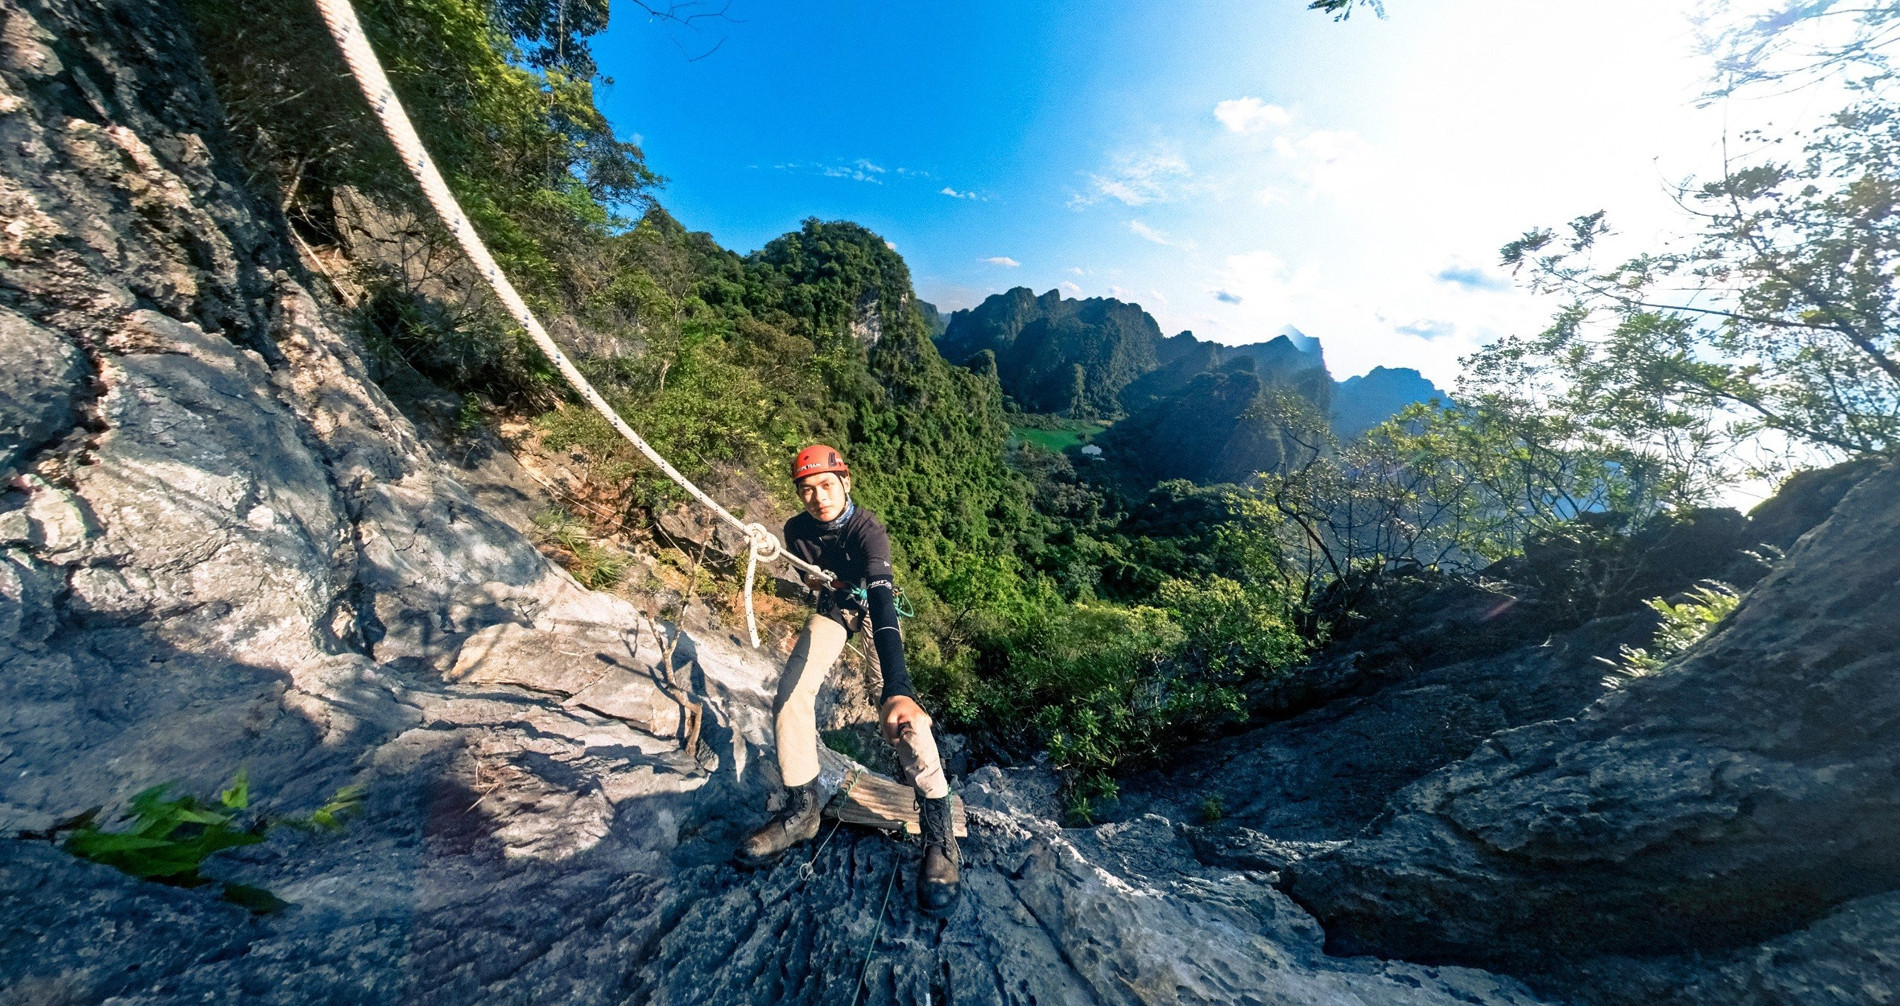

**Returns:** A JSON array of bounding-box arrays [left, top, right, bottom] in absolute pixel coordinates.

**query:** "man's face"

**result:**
[[796, 472, 850, 523]]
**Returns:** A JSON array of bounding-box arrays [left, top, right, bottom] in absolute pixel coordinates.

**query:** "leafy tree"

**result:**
[[1503, 93, 1900, 464], [1306, 0, 1386, 21], [740, 220, 1035, 589], [1700, 0, 1900, 96], [184, 0, 657, 297]]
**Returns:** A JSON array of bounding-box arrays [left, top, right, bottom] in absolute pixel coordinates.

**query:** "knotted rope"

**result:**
[[311, 0, 831, 646]]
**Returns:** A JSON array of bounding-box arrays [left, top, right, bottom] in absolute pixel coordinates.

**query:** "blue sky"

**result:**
[[594, 1, 1837, 387]]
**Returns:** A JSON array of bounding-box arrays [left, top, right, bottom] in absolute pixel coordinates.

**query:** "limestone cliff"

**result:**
[[1290, 456, 1900, 972]]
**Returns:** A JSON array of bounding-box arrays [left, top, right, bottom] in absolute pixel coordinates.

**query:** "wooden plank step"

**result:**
[[815, 748, 967, 838]]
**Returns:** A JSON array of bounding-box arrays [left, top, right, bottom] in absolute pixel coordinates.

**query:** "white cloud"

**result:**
[[941, 186, 987, 201], [885, 240, 897, 251], [1069, 266, 1086, 276], [808, 160, 887, 184], [1273, 129, 1379, 196], [1278, 129, 1370, 168], [1201, 250, 1321, 327], [1395, 318, 1456, 340], [1060, 281, 1084, 297], [1129, 220, 1174, 245], [1109, 285, 1133, 300], [1215, 97, 1292, 133], [984, 256, 1021, 268], [1077, 150, 1194, 207], [1435, 264, 1511, 292]]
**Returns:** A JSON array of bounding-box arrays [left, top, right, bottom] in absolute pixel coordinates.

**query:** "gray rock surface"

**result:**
[[1290, 458, 1900, 968], [0, 305, 84, 477], [1126, 610, 1652, 842], [1549, 890, 1900, 1006]]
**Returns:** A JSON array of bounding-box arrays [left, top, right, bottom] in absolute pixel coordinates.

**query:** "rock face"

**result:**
[[1289, 458, 1900, 968], [936, 287, 1167, 417], [0, 2, 1558, 1003], [1331, 366, 1447, 440], [1128, 610, 1655, 844], [1099, 363, 1325, 485]]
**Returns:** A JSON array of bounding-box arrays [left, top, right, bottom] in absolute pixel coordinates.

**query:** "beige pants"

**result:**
[[774, 614, 949, 799]]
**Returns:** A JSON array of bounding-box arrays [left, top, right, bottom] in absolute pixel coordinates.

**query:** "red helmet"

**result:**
[[791, 444, 849, 482]]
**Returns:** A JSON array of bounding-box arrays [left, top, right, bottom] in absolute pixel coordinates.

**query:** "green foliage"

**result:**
[[937, 288, 1166, 417], [920, 574, 1302, 819], [360, 284, 555, 406], [55, 771, 362, 913], [1599, 583, 1741, 689], [821, 729, 867, 764], [1158, 577, 1305, 680], [62, 772, 265, 886], [1198, 792, 1227, 824], [455, 393, 488, 434], [1502, 90, 1900, 469], [282, 785, 368, 833], [533, 507, 628, 589], [186, 0, 655, 292]]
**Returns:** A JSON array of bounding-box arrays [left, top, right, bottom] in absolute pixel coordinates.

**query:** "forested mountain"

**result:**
[[1332, 366, 1448, 439], [940, 289, 1436, 484], [1097, 363, 1320, 484], [935, 287, 1166, 416]]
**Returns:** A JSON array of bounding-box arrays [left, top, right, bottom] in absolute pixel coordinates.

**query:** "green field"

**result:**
[[1011, 422, 1107, 453]]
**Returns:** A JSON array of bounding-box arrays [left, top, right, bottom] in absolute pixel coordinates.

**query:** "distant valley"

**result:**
[[930, 287, 1447, 484]]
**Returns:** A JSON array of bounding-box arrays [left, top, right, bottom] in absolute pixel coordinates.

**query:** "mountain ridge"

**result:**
[[936, 288, 1447, 483]]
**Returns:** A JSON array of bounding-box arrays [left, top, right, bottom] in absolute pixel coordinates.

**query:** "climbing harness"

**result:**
[[847, 583, 915, 619], [797, 765, 863, 881], [310, 0, 832, 648]]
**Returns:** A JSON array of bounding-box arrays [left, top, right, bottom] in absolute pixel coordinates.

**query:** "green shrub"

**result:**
[[1199, 792, 1227, 824], [54, 771, 363, 913], [1599, 582, 1741, 688], [927, 582, 1302, 823], [533, 507, 628, 590]]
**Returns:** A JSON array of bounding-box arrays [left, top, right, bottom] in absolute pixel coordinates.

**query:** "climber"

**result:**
[[738, 444, 960, 915]]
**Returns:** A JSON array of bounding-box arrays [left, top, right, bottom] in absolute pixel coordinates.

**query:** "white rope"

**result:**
[[312, 0, 830, 646]]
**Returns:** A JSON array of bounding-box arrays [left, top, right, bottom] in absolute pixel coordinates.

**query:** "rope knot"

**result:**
[[743, 522, 781, 562]]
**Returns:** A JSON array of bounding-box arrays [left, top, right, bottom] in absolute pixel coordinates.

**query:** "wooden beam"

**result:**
[[816, 748, 967, 838]]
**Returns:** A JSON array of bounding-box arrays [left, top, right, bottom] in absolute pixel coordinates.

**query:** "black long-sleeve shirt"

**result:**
[[783, 504, 914, 703]]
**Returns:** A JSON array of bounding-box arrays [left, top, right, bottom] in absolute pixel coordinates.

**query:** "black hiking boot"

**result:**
[[737, 780, 823, 866], [917, 794, 960, 916]]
